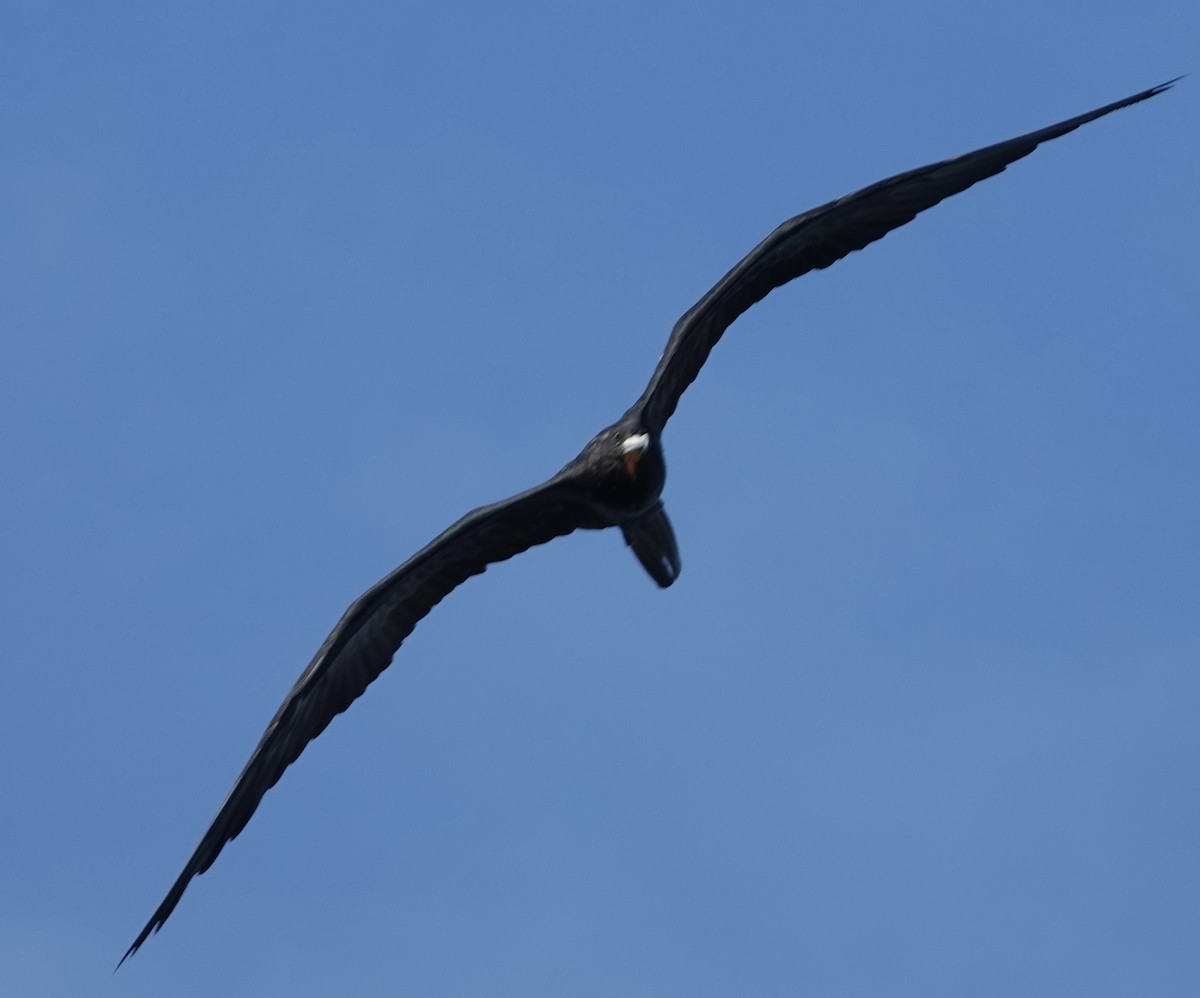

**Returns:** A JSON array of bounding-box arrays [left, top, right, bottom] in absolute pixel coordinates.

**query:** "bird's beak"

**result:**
[[620, 433, 650, 476]]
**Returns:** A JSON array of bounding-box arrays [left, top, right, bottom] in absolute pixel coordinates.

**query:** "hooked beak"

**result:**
[[620, 432, 650, 475]]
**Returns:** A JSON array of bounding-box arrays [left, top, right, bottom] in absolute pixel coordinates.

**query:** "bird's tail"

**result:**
[[622, 502, 681, 588]]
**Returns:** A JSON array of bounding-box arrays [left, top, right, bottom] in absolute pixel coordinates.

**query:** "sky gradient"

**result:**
[[1, 3, 1196, 996]]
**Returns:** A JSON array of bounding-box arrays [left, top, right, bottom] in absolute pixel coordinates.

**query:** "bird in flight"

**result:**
[[122, 80, 1175, 964]]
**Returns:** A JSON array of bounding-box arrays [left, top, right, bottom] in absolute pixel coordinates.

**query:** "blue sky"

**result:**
[[1, 3, 1196, 996]]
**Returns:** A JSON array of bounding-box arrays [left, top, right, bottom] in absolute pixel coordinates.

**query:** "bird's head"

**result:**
[[618, 431, 651, 476], [568, 423, 667, 516]]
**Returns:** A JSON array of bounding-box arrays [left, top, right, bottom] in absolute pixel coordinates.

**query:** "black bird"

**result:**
[[122, 81, 1174, 963]]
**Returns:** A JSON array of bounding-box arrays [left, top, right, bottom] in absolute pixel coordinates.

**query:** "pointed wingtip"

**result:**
[[1105, 77, 1181, 115], [115, 935, 144, 973], [115, 911, 163, 972], [1149, 76, 1184, 95]]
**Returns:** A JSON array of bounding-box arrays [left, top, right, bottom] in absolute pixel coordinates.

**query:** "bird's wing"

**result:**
[[628, 80, 1176, 434], [122, 475, 595, 964]]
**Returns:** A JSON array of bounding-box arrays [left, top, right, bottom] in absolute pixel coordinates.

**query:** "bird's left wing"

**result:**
[[121, 474, 593, 964], [628, 80, 1176, 434]]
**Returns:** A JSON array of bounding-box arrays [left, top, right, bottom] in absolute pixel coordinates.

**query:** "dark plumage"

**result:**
[[122, 80, 1174, 964]]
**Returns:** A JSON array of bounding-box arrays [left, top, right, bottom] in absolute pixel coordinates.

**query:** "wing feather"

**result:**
[[121, 476, 591, 964], [629, 80, 1176, 433]]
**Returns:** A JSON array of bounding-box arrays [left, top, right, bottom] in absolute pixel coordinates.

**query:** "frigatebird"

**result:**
[[122, 80, 1174, 963]]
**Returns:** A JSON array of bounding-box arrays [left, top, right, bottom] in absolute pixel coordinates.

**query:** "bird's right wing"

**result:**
[[629, 79, 1177, 434], [122, 474, 595, 964]]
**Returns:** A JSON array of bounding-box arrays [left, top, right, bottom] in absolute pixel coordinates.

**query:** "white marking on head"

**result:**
[[620, 432, 650, 455]]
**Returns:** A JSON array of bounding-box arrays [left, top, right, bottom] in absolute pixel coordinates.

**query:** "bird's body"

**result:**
[[122, 80, 1175, 964]]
